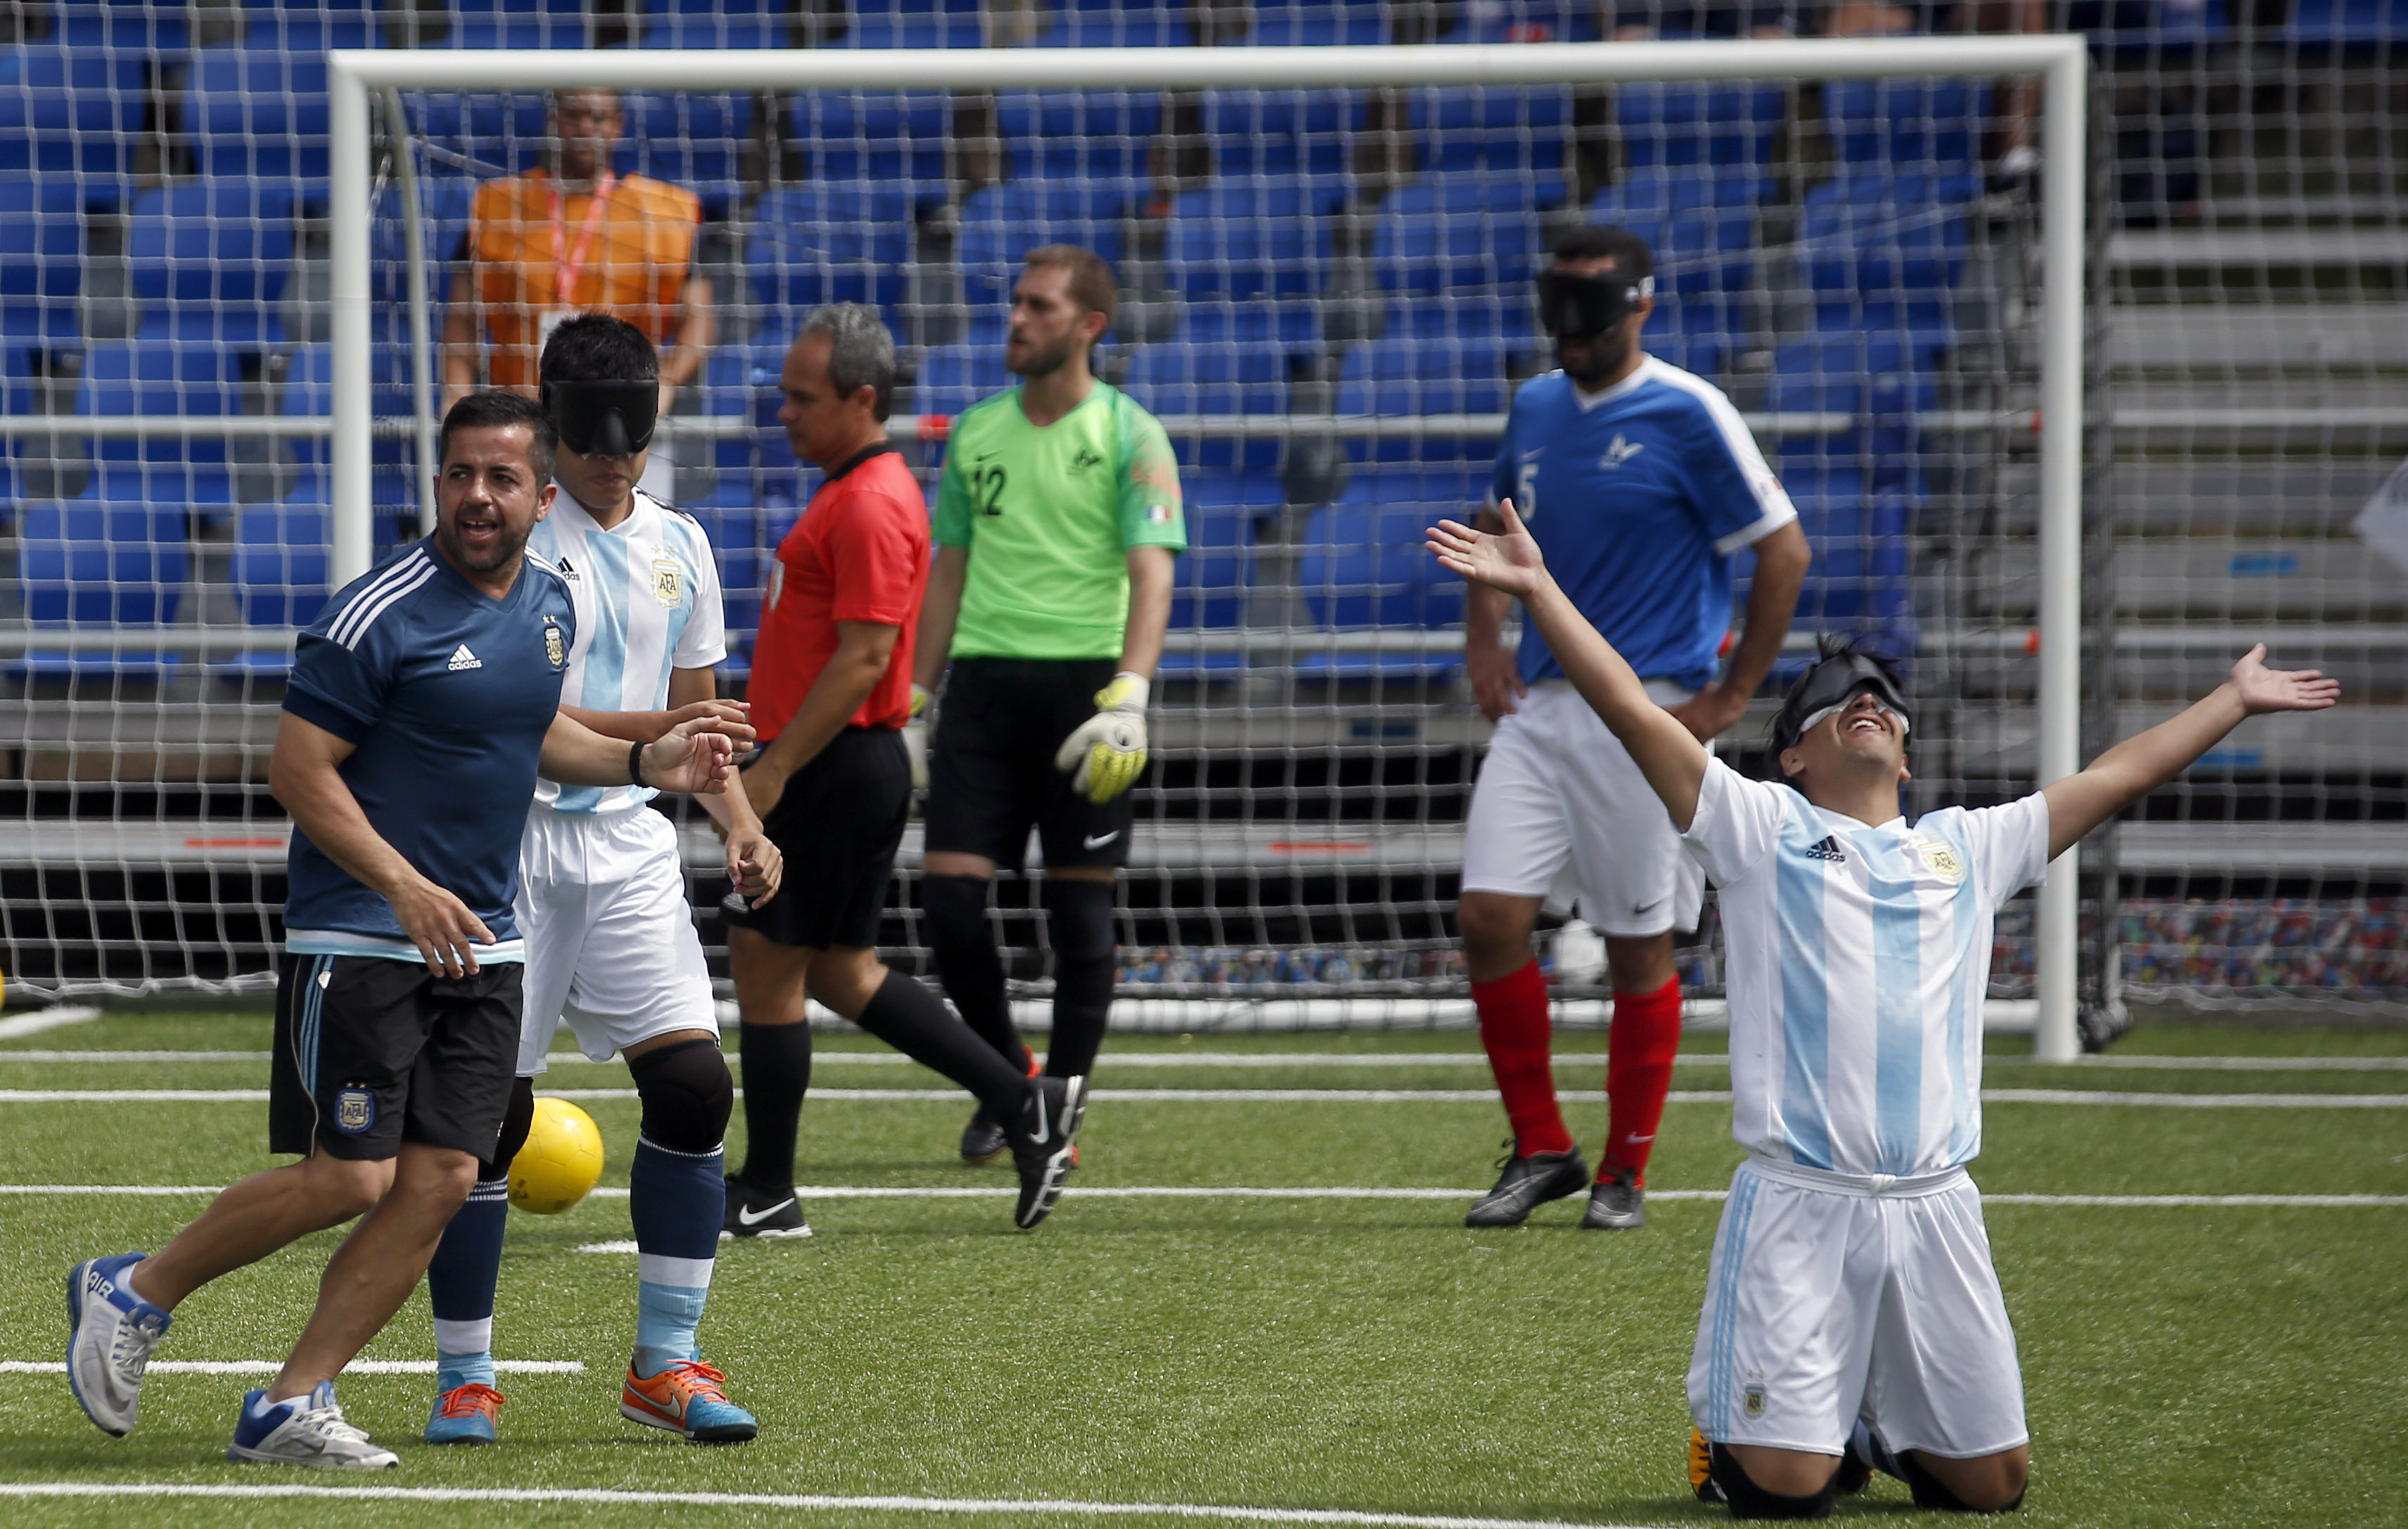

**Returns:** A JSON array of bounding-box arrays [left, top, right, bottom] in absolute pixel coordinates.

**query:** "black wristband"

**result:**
[[629, 740, 646, 786]]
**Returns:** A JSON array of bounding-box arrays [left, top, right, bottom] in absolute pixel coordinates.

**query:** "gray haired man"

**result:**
[[721, 304, 1083, 1238]]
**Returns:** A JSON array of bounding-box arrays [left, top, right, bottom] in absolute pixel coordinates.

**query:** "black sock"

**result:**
[[923, 874, 1023, 1066], [1042, 877, 1118, 1079], [854, 969, 1030, 1121], [734, 1020, 811, 1192]]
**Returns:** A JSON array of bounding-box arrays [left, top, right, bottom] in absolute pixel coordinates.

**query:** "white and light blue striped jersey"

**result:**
[[529, 486, 727, 815], [1683, 758, 2052, 1178]]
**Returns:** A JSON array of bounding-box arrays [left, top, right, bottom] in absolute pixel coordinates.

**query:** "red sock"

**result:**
[[1473, 960, 1572, 1157], [1603, 975, 1683, 1185]]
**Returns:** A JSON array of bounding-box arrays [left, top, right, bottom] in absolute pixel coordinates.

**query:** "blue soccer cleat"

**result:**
[[425, 1380, 505, 1445], [65, 1252, 170, 1437], [620, 1357, 758, 1443], [228, 1380, 399, 1468]]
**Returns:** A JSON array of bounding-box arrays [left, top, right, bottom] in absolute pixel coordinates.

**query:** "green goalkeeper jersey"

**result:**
[[933, 381, 1187, 660]]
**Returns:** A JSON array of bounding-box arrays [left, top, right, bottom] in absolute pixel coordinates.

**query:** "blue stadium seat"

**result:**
[[441, 0, 592, 50], [749, 182, 916, 335], [842, 0, 987, 49], [1769, 332, 1935, 493], [1410, 87, 1573, 183], [1123, 339, 1291, 470], [637, 0, 789, 48], [1822, 79, 1988, 175], [1438, 0, 1602, 42], [1179, 298, 1324, 351], [127, 182, 296, 350], [232, 484, 334, 631], [1616, 82, 1784, 175], [1166, 470, 1276, 641], [401, 93, 546, 177], [956, 180, 1139, 313], [998, 92, 1162, 181], [1588, 165, 1774, 223], [0, 43, 148, 209], [371, 177, 476, 312], [50, 1, 190, 51], [2071, 0, 2230, 56], [1296, 470, 1473, 669], [1798, 175, 1969, 335], [684, 344, 800, 515], [0, 172, 85, 349], [76, 340, 252, 511], [1755, 463, 1914, 641], [1196, 89, 1361, 181], [1383, 289, 1528, 346], [914, 341, 1012, 418], [617, 92, 753, 215], [1168, 177, 1341, 301], [1372, 177, 1545, 297], [1248, 1, 1391, 46], [1335, 336, 1509, 465], [2283, 0, 2408, 49], [790, 92, 951, 185], [183, 29, 380, 210], [1032, 0, 1194, 47], [280, 342, 417, 472], [18, 493, 188, 627]]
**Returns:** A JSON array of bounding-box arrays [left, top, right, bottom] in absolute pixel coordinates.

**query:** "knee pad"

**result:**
[[482, 1075, 537, 1181], [1895, 1452, 2023, 1514], [627, 1038, 734, 1154], [922, 874, 993, 958], [1041, 877, 1117, 966], [1709, 1442, 1836, 1521]]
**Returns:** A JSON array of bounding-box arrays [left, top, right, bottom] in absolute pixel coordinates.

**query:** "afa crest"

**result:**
[[543, 617, 566, 671], [1912, 836, 1967, 883], [334, 1088, 376, 1135], [1743, 1385, 1767, 1419], [651, 552, 683, 610]]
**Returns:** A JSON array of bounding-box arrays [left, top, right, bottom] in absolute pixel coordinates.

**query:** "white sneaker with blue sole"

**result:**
[[227, 1380, 399, 1468], [65, 1252, 170, 1437]]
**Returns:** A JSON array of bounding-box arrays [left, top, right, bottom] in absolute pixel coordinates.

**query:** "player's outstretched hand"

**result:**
[[387, 875, 496, 978], [642, 718, 739, 795], [724, 821, 783, 909], [1428, 498, 1547, 599], [2229, 644, 2341, 716]]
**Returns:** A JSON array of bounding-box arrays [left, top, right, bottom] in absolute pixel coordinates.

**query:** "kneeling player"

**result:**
[[1432, 501, 2338, 1518], [420, 317, 780, 1447]]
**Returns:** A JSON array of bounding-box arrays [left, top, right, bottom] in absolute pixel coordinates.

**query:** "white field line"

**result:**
[[0, 1007, 104, 1040], [7, 1048, 2405, 1072], [3, 1086, 2406, 1107], [0, 1483, 1653, 1529], [0, 1359, 581, 1376]]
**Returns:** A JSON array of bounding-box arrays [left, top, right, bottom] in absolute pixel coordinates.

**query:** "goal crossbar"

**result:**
[[327, 36, 2091, 1059]]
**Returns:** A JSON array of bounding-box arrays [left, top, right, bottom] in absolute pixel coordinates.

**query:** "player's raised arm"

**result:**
[[2039, 643, 2338, 860], [1429, 498, 1712, 829]]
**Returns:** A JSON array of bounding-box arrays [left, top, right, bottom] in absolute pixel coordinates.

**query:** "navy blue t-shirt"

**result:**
[[280, 539, 575, 959], [1488, 358, 1796, 690]]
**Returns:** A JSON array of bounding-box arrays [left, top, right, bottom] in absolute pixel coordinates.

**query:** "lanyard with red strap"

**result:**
[[546, 169, 618, 306]]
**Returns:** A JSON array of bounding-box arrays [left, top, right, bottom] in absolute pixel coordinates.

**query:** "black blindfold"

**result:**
[[1771, 651, 1913, 756], [543, 377, 658, 458], [1536, 270, 1655, 340]]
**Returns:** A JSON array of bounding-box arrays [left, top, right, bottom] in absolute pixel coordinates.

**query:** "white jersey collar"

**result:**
[[1571, 355, 1657, 413]]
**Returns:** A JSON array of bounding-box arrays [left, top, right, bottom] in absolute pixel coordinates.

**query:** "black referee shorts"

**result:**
[[726, 725, 911, 951], [268, 952, 522, 1163], [926, 656, 1135, 873]]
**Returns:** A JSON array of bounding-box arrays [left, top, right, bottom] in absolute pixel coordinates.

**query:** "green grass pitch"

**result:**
[[1, 1009, 2403, 1527]]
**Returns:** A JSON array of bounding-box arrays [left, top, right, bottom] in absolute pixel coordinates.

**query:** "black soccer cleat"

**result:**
[[720, 1176, 812, 1240], [1465, 1141, 1590, 1228], [1010, 1074, 1087, 1231], [960, 1107, 1010, 1165], [1581, 1167, 1648, 1231]]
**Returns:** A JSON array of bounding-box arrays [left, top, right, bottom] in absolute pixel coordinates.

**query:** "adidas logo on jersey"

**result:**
[[556, 555, 579, 580], [1803, 836, 1846, 863], [448, 644, 483, 672]]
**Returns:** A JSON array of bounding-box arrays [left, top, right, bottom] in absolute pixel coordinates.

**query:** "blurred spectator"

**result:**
[[1606, 2, 1798, 37], [442, 89, 715, 493]]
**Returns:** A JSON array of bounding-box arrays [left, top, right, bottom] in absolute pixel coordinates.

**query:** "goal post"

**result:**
[[325, 35, 2092, 1059]]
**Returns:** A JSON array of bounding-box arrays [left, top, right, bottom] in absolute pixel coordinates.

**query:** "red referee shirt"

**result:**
[[747, 444, 927, 739]]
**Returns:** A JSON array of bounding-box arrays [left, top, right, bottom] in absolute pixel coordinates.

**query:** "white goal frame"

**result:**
[[327, 36, 2093, 1060]]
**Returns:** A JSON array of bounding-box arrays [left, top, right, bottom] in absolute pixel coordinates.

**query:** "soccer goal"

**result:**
[[320, 34, 2096, 1056]]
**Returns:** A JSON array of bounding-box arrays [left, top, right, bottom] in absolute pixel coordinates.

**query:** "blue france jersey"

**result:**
[[1488, 357, 1795, 689], [1684, 760, 2052, 1178], [280, 541, 576, 959], [528, 487, 727, 815]]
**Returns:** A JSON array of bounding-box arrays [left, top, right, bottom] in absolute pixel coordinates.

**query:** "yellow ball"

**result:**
[[509, 1097, 605, 1214]]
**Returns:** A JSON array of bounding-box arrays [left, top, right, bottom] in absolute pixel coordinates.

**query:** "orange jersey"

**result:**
[[468, 168, 700, 389]]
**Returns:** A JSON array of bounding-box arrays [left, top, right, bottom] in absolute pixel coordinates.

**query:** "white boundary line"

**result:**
[[8, 1048, 2407, 1072], [4, 1086, 2402, 1107], [0, 1482, 1649, 1528], [0, 1360, 582, 1376], [0, 1007, 103, 1040]]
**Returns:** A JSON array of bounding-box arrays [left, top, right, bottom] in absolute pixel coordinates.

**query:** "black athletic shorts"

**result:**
[[268, 952, 522, 1163], [725, 724, 910, 950], [926, 656, 1135, 873]]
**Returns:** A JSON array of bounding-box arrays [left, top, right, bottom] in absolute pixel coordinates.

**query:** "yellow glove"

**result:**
[[1053, 672, 1149, 804], [903, 683, 932, 793]]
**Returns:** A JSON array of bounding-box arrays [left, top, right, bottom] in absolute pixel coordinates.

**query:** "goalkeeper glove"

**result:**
[[903, 683, 932, 793], [1053, 672, 1149, 805]]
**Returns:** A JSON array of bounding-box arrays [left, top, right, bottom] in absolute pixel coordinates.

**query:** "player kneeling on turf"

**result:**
[[1431, 500, 2339, 1518]]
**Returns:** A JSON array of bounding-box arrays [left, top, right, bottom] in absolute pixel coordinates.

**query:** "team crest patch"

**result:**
[[333, 1088, 377, 1135], [651, 553, 683, 610], [1912, 835, 1967, 883], [543, 617, 566, 672], [1743, 1384, 1767, 1419]]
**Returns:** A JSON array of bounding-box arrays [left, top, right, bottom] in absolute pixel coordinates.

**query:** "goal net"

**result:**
[[5, 9, 2390, 1040]]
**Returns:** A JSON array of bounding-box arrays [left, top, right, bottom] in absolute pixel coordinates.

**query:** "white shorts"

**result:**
[[515, 805, 717, 1076], [1688, 1157, 2028, 1459], [1460, 680, 1705, 938]]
